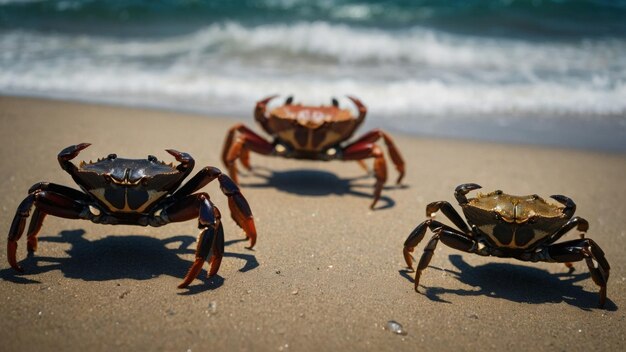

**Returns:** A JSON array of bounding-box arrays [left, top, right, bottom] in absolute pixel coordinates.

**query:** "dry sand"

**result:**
[[1, 96, 625, 351]]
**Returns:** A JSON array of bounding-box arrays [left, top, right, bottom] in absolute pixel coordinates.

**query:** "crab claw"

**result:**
[[550, 195, 577, 218], [346, 96, 367, 120], [58, 143, 91, 161], [256, 95, 279, 111], [166, 149, 195, 171], [455, 183, 482, 205]]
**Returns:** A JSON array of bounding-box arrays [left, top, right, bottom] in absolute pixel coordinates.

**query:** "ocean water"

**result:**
[[1, 0, 625, 151]]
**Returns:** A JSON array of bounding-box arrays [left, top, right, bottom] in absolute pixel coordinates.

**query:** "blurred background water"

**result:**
[[1, 0, 625, 151]]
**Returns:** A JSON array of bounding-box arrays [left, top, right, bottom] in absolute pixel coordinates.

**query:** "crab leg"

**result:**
[[425, 201, 471, 233], [413, 226, 477, 292], [24, 182, 91, 252], [173, 166, 257, 248], [7, 190, 88, 272], [545, 238, 610, 308], [344, 129, 405, 184], [221, 123, 275, 181], [544, 216, 589, 245], [164, 193, 225, 288], [403, 219, 472, 268], [342, 142, 387, 209]]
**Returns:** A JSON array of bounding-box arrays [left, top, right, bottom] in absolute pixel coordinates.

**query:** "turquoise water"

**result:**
[[1, 0, 625, 151]]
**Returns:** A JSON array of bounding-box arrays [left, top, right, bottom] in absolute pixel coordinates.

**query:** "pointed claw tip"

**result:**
[[165, 149, 180, 157]]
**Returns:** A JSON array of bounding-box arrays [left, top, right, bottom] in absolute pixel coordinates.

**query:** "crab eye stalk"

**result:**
[[148, 155, 158, 162], [107, 154, 117, 160]]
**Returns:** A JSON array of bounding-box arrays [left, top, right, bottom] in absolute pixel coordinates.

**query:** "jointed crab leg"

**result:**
[[173, 166, 257, 248], [342, 143, 387, 209], [7, 188, 87, 271], [544, 216, 589, 245], [221, 123, 275, 182], [545, 238, 610, 308], [23, 182, 92, 252], [165, 193, 225, 288], [344, 129, 406, 184], [408, 222, 477, 292], [425, 201, 471, 233]]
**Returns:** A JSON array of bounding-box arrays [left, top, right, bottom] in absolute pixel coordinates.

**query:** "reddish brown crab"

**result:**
[[222, 95, 405, 208], [403, 183, 610, 307], [7, 143, 257, 288]]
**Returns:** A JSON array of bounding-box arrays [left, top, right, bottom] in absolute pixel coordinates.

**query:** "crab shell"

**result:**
[[461, 191, 570, 250], [267, 104, 361, 153], [75, 155, 187, 213]]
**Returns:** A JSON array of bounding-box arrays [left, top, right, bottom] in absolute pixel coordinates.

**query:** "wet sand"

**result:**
[[1, 96, 625, 351]]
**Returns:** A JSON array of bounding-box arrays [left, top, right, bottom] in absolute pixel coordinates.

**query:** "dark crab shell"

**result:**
[[74, 155, 187, 213], [267, 104, 361, 152], [462, 191, 570, 250]]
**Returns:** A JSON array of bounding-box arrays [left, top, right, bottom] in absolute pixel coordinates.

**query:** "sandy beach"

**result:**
[[1, 96, 625, 351]]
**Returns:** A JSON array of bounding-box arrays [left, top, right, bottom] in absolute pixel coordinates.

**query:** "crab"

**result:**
[[7, 143, 257, 288], [403, 183, 610, 307], [221, 95, 405, 209]]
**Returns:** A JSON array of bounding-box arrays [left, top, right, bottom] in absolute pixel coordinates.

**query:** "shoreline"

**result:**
[[1, 96, 625, 351], [2, 93, 624, 154]]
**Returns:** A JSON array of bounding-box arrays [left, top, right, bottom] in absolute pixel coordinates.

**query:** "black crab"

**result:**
[[7, 143, 257, 288]]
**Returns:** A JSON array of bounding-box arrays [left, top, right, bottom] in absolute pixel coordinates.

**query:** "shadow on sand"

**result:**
[[399, 254, 616, 311], [240, 166, 406, 210], [0, 229, 258, 295]]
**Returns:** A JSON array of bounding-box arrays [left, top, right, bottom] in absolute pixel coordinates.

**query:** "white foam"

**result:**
[[1, 23, 625, 120]]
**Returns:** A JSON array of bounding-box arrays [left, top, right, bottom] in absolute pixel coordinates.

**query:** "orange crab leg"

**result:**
[[345, 129, 405, 184], [343, 142, 388, 209], [222, 123, 274, 183]]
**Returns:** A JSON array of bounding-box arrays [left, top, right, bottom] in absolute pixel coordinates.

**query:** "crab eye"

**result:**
[[148, 155, 157, 162], [107, 153, 117, 160]]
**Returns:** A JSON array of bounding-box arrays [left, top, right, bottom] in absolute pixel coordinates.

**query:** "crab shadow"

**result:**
[[399, 254, 616, 311], [0, 229, 258, 294], [240, 166, 401, 210]]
